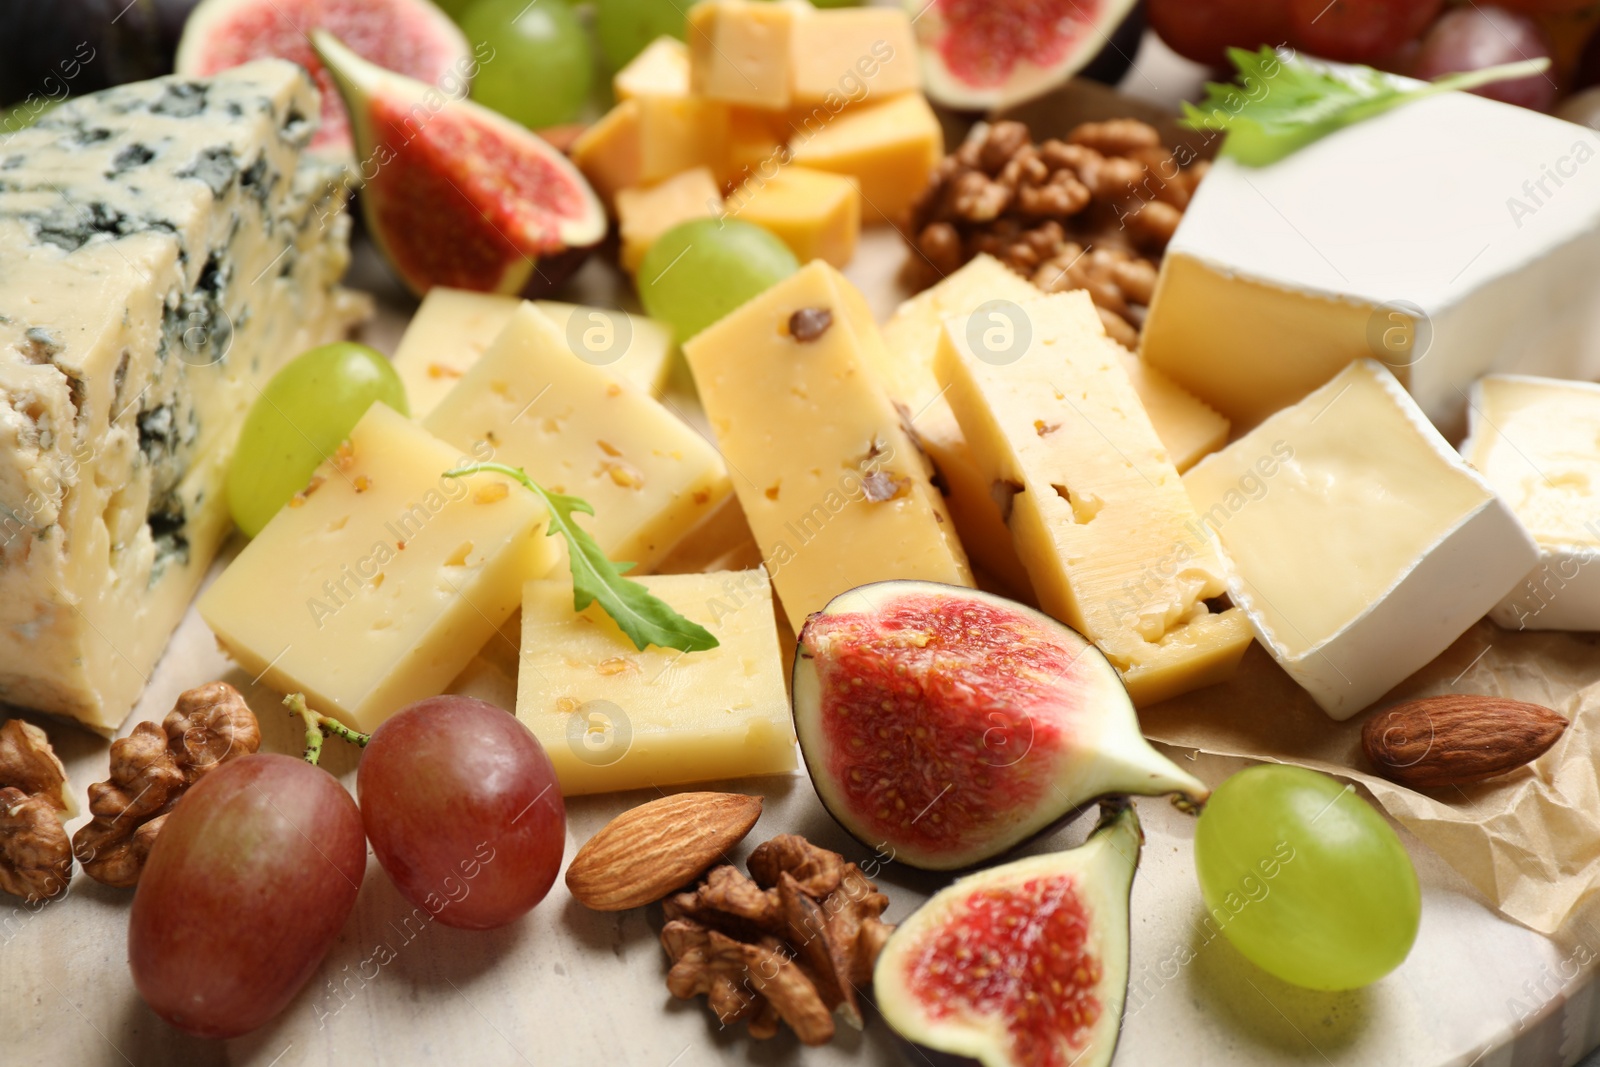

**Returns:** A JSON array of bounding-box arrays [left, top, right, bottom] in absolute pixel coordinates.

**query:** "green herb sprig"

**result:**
[[1181, 47, 1552, 166], [445, 462, 718, 654]]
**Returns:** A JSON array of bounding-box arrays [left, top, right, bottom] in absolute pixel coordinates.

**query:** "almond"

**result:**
[[566, 792, 763, 911], [1361, 694, 1567, 791]]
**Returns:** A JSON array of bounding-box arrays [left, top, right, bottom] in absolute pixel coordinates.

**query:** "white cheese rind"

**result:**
[[1144, 87, 1600, 433], [0, 61, 367, 731], [1462, 374, 1600, 631], [1184, 360, 1538, 719]]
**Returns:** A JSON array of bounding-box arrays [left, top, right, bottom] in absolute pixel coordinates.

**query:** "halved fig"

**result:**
[[907, 0, 1142, 111], [312, 31, 606, 297], [792, 581, 1204, 871], [874, 802, 1139, 1067], [176, 0, 471, 157]]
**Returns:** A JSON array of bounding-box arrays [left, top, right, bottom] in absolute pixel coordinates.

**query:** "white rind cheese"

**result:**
[[0, 61, 367, 732], [1463, 374, 1600, 632], [1184, 361, 1538, 719], [1144, 87, 1600, 434]]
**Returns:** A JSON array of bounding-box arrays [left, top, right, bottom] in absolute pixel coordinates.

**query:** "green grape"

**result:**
[[463, 0, 594, 129], [807, 0, 862, 7], [636, 218, 800, 341], [595, 0, 700, 71], [226, 343, 408, 538], [1194, 765, 1420, 991]]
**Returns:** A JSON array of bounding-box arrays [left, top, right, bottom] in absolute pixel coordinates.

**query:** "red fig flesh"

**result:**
[[312, 31, 605, 297], [175, 0, 471, 156], [875, 803, 1140, 1067], [907, 0, 1140, 111], [792, 581, 1205, 870]]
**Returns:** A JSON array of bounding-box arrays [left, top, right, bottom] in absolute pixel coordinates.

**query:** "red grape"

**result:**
[[1148, 0, 1291, 68], [1287, 0, 1443, 64], [358, 696, 566, 930], [129, 754, 365, 1039], [1413, 6, 1557, 110]]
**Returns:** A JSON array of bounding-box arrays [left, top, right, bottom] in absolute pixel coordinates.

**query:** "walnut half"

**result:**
[[0, 720, 74, 903], [73, 682, 260, 888]]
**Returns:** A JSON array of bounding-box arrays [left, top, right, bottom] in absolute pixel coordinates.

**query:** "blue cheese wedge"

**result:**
[[0, 60, 368, 732], [1462, 374, 1600, 632]]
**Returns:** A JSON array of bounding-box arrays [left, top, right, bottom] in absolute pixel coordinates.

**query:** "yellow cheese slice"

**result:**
[[935, 290, 1251, 705], [423, 303, 730, 572], [684, 260, 973, 631], [517, 569, 796, 795], [726, 165, 860, 268], [199, 403, 556, 730], [789, 92, 941, 224]]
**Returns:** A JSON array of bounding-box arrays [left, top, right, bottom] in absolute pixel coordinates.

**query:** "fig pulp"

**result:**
[[875, 803, 1140, 1067], [792, 581, 1205, 870], [312, 31, 605, 297], [175, 0, 471, 156], [907, 0, 1141, 110]]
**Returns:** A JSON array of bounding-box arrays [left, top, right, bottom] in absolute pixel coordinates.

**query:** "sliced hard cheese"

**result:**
[[789, 92, 941, 224], [516, 569, 796, 795], [391, 288, 673, 417], [199, 404, 556, 731], [614, 36, 690, 101], [1142, 90, 1600, 433], [0, 61, 367, 731], [424, 303, 729, 572], [616, 166, 724, 273], [726, 165, 860, 268], [684, 261, 973, 631], [879, 255, 1229, 597], [1463, 374, 1600, 631], [1185, 360, 1537, 719], [936, 290, 1251, 706]]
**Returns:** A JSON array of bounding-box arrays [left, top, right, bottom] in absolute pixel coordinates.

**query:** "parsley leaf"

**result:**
[[1181, 46, 1552, 166], [445, 462, 719, 653]]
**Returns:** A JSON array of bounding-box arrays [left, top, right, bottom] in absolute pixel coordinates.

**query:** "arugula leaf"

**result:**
[[1181, 46, 1552, 166], [445, 462, 719, 653]]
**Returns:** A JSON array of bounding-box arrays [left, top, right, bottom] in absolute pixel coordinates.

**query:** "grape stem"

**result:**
[[285, 693, 371, 766]]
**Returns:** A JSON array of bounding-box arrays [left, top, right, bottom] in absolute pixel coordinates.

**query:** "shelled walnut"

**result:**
[[660, 833, 894, 1045], [73, 682, 260, 888], [905, 118, 1208, 347], [0, 719, 74, 902]]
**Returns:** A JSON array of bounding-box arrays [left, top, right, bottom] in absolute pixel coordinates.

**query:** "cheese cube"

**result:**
[[639, 94, 731, 185], [199, 404, 556, 730], [1185, 361, 1538, 719], [614, 36, 690, 101], [725, 107, 788, 186], [936, 291, 1252, 706], [879, 255, 1229, 597], [571, 100, 642, 207], [788, 7, 919, 104], [684, 261, 973, 631], [1462, 375, 1600, 631], [516, 569, 796, 795], [424, 303, 730, 572], [688, 0, 797, 110], [0, 61, 368, 730], [391, 289, 674, 417], [726, 166, 860, 267], [1142, 89, 1600, 433], [616, 167, 724, 273], [789, 92, 941, 224]]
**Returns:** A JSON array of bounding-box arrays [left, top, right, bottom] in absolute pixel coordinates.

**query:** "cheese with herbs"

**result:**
[[684, 261, 973, 631], [1462, 374, 1600, 632], [423, 303, 729, 572], [0, 61, 368, 731], [1185, 360, 1537, 718], [1143, 88, 1600, 434], [936, 290, 1252, 706], [517, 569, 796, 794], [199, 403, 555, 731]]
